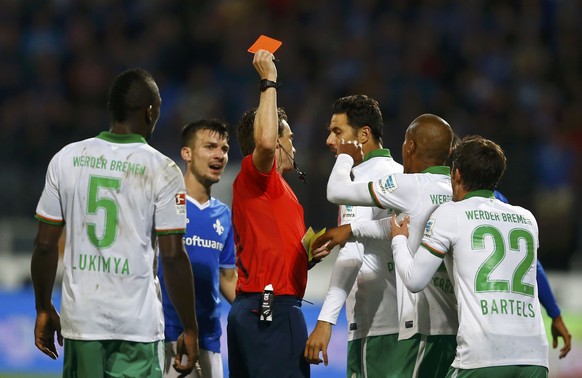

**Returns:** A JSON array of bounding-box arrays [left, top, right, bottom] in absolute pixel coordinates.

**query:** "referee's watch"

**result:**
[[259, 79, 278, 92]]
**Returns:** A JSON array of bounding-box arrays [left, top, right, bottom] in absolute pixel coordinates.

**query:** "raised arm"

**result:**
[[251, 49, 279, 173], [327, 154, 375, 206]]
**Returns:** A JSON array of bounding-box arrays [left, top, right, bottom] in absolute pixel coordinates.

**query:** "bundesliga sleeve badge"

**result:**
[[175, 193, 186, 214]]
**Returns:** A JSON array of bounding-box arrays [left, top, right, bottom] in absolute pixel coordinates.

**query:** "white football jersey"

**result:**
[[367, 167, 457, 339], [422, 192, 548, 369], [318, 150, 403, 340], [36, 132, 187, 342]]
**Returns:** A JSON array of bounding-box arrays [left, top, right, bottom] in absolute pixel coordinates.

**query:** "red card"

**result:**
[[247, 35, 283, 54]]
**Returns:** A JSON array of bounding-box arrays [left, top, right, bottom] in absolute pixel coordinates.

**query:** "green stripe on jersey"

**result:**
[[156, 229, 186, 236], [35, 214, 64, 226], [421, 243, 445, 258], [368, 181, 384, 208]]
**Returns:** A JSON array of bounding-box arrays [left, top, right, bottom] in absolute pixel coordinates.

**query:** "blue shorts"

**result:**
[[227, 293, 309, 378]]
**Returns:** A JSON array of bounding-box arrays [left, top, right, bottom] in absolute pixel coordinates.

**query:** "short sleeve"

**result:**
[[420, 204, 456, 258], [154, 160, 187, 234], [35, 153, 64, 225], [219, 210, 236, 267]]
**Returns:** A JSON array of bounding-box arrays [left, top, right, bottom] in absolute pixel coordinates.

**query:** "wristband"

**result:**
[[259, 79, 278, 92]]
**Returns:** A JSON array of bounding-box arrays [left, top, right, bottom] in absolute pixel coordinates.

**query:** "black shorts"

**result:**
[[227, 293, 309, 378]]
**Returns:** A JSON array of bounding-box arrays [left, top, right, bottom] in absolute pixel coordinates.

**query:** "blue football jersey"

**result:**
[[158, 196, 236, 352]]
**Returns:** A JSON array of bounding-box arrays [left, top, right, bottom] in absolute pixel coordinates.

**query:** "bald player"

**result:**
[[314, 114, 457, 377], [390, 136, 548, 377]]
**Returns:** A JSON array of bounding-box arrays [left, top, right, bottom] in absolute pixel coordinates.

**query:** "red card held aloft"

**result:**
[[247, 35, 283, 54]]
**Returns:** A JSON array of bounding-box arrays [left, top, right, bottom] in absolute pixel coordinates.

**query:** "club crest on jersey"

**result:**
[[175, 193, 186, 214], [213, 219, 224, 235], [341, 205, 356, 220], [379, 174, 398, 194], [424, 218, 435, 237]]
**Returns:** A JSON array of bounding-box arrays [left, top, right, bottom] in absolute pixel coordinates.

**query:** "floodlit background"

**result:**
[[1, 1, 581, 377]]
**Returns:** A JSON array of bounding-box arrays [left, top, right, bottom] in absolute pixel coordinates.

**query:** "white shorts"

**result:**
[[163, 341, 223, 378]]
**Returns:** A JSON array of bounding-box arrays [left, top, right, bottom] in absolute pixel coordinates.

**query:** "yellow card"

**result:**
[[301, 227, 326, 261]]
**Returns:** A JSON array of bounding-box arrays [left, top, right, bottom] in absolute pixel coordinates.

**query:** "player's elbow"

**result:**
[[402, 277, 429, 293], [407, 283, 425, 293]]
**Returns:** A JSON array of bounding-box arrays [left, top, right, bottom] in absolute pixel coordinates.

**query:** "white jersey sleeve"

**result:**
[[36, 153, 65, 223], [318, 204, 368, 324], [351, 217, 391, 240], [154, 160, 187, 233], [391, 235, 444, 293], [326, 154, 376, 206]]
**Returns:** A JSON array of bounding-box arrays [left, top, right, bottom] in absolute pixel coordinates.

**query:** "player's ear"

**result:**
[[144, 105, 154, 125], [407, 139, 416, 155], [452, 167, 462, 184], [181, 146, 192, 162], [358, 126, 371, 145]]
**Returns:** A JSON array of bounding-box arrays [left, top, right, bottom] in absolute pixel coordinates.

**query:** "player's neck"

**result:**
[[362, 141, 382, 156], [184, 174, 211, 204]]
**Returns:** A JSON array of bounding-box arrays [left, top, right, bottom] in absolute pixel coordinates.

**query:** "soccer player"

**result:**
[[227, 49, 328, 378], [159, 119, 236, 378], [390, 135, 549, 377], [31, 68, 199, 377], [304, 94, 403, 376], [315, 114, 457, 377]]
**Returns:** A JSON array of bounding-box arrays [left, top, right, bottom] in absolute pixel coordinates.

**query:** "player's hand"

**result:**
[[34, 303, 63, 360], [174, 330, 200, 375], [337, 139, 363, 166], [311, 240, 331, 261], [253, 49, 277, 82], [390, 214, 410, 239], [304, 321, 332, 365], [311, 225, 352, 251], [551, 315, 572, 358]]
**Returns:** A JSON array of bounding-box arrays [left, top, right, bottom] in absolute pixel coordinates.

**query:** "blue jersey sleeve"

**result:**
[[219, 220, 236, 267], [537, 260, 561, 318]]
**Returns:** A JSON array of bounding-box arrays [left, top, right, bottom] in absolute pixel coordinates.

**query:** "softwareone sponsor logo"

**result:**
[[183, 235, 224, 251]]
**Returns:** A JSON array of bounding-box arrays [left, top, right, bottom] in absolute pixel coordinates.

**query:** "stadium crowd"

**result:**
[[2, 0, 581, 269]]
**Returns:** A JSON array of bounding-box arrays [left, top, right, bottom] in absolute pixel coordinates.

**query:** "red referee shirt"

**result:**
[[232, 155, 307, 297]]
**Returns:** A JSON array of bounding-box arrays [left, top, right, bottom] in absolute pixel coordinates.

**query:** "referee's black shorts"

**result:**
[[227, 293, 310, 378]]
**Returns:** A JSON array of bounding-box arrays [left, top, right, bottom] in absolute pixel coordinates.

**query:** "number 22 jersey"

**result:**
[[421, 191, 548, 369]]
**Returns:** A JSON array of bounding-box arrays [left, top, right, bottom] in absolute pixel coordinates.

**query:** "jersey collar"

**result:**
[[420, 166, 450, 176], [363, 148, 392, 162], [463, 189, 495, 200], [97, 131, 147, 144]]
